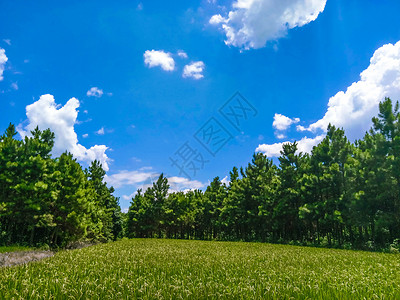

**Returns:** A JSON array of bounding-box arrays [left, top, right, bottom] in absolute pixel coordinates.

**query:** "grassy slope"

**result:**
[[0, 239, 399, 299], [0, 246, 33, 253]]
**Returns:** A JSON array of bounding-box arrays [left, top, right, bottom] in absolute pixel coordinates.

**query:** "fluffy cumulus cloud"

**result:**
[[301, 40, 400, 139], [17, 94, 110, 171], [257, 40, 400, 157], [144, 50, 175, 71], [182, 61, 205, 79], [86, 87, 103, 98], [0, 48, 8, 81], [209, 0, 327, 49], [256, 135, 324, 157], [273, 113, 300, 131]]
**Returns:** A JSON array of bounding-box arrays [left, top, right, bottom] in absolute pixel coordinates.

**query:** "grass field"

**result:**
[[0, 239, 399, 299]]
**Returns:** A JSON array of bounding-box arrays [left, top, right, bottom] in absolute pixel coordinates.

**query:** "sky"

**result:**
[[1, 0, 400, 211]]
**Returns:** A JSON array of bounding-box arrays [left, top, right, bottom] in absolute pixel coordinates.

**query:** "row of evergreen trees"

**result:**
[[0, 125, 123, 247], [1, 98, 399, 251], [126, 98, 400, 250]]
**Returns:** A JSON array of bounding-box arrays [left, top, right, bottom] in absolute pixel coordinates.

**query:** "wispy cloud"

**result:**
[[96, 127, 105, 135], [177, 50, 188, 59], [87, 87, 103, 98]]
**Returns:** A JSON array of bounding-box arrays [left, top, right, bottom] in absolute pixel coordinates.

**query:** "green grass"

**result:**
[[0, 239, 399, 299], [0, 246, 33, 253]]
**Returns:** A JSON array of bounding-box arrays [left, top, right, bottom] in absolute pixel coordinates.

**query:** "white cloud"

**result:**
[[168, 176, 206, 193], [86, 87, 103, 98], [301, 40, 400, 140], [96, 127, 105, 135], [0, 48, 8, 81], [209, 0, 326, 49], [256, 135, 324, 157], [177, 50, 188, 58], [257, 40, 400, 160], [273, 113, 300, 131], [85, 145, 110, 170], [105, 170, 159, 189], [209, 14, 225, 25], [296, 125, 306, 131], [17, 94, 110, 171], [276, 133, 286, 139], [183, 61, 205, 79], [144, 50, 175, 71], [82, 134, 89, 138], [2, 39, 11, 46], [221, 176, 229, 186], [11, 82, 18, 90]]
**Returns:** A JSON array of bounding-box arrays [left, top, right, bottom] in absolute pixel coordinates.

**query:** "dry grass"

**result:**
[[0, 250, 54, 267]]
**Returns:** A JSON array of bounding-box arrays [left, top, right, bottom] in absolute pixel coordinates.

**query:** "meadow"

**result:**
[[0, 239, 399, 299]]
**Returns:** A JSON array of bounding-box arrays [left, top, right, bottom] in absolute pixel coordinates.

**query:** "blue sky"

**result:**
[[1, 0, 400, 211]]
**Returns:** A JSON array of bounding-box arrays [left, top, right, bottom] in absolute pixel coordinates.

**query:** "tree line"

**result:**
[[126, 98, 400, 251], [0, 125, 123, 247], [1, 98, 399, 251]]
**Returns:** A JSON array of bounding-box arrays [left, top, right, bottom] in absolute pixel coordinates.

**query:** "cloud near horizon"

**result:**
[[299, 40, 400, 140], [17, 94, 110, 171], [256, 135, 324, 157], [105, 169, 207, 200], [257, 40, 400, 157]]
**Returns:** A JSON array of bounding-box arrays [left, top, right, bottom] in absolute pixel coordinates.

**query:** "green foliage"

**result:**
[[126, 98, 400, 250], [0, 239, 399, 299], [0, 125, 119, 247]]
